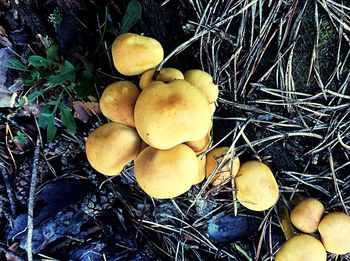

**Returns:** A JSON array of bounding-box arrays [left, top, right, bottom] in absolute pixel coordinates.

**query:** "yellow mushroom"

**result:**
[[235, 161, 279, 211], [86, 122, 141, 176], [139, 68, 184, 90], [193, 154, 206, 185], [184, 69, 219, 103], [205, 147, 240, 186], [318, 212, 350, 254], [275, 234, 327, 261], [290, 198, 324, 233], [111, 33, 164, 76], [134, 80, 212, 150], [100, 81, 140, 128], [134, 144, 199, 199]]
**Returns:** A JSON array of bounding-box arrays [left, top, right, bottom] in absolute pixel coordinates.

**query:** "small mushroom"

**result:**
[[184, 69, 219, 103], [112, 33, 164, 76], [205, 147, 240, 186], [100, 81, 140, 128], [275, 234, 327, 261], [139, 68, 184, 90], [134, 144, 199, 199], [134, 80, 212, 150], [318, 211, 350, 255], [86, 122, 141, 176], [235, 161, 279, 211], [290, 198, 324, 233]]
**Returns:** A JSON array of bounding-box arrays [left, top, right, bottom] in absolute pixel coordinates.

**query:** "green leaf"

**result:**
[[38, 105, 51, 128], [8, 58, 28, 71], [75, 76, 96, 99], [120, 0, 142, 33], [47, 119, 57, 142], [27, 91, 43, 103], [47, 61, 76, 84], [13, 131, 26, 144], [60, 104, 77, 135], [46, 43, 59, 60], [28, 55, 53, 68]]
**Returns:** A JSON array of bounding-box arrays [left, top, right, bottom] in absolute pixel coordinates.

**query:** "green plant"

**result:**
[[8, 44, 96, 142], [48, 7, 63, 29]]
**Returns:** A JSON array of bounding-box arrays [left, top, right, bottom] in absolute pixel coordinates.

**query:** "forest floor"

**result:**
[[0, 0, 350, 260]]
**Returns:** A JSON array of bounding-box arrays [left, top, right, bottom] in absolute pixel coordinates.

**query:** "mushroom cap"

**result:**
[[318, 212, 350, 254], [209, 103, 216, 115], [139, 68, 184, 90], [184, 69, 219, 103], [290, 198, 324, 233], [235, 161, 279, 211], [193, 154, 206, 185], [134, 144, 199, 199], [112, 33, 164, 76], [134, 80, 212, 150], [205, 147, 240, 186], [86, 122, 141, 176], [100, 81, 140, 127], [275, 234, 327, 261]]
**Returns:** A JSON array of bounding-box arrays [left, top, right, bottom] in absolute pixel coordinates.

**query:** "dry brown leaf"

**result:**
[[73, 100, 101, 123]]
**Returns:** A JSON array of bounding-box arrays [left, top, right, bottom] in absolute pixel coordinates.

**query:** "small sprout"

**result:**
[[48, 7, 63, 29]]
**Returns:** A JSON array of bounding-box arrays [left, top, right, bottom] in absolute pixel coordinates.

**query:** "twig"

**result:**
[[0, 244, 25, 261], [26, 137, 41, 261], [0, 164, 16, 217]]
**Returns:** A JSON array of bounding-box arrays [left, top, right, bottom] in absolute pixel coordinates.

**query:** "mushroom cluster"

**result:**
[[276, 197, 350, 258], [86, 33, 220, 199], [86, 33, 280, 206]]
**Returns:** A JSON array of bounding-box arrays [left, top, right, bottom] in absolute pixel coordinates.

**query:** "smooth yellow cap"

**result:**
[[112, 33, 164, 76], [100, 81, 140, 127], [86, 122, 141, 176], [139, 68, 184, 90], [235, 161, 279, 211], [134, 144, 199, 199]]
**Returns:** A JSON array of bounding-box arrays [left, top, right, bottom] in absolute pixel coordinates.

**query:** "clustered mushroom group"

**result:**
[[85, 32, 279, 209], [85, 32, 350, 257], [276, 197, 350, 260]]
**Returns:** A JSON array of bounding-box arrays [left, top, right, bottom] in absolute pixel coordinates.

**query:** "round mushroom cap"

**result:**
[[290, 198, 324, 233], [275, 234, 327, 261], [205, 147, 240, 186], [112, 33, 164, 76], [86, 122, 141, 176], [100, 81, 140, 127], [134, 80, 212, 150], [209, 103, 216, 115], [134, 144, 199, 199], [235, 161, 279, 211], [184, 69, 219, 103], [318, 212, 350, 254], [139, 68, 184, 90], [193, 154, 206, 185]]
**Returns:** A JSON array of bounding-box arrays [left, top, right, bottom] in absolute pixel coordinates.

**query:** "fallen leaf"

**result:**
[[73, 101, 101, 123]]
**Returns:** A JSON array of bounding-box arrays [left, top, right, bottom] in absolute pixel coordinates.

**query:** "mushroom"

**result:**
[[186, 127, 212, 154], [139, 68, 184, 90], [134, 144, 199, 199], [235, 161, 279, 211], [290, 198, 324, 233], [184, 69, 219, 103], [86, 122, 141, 176], [134, 80, 212, 150], [112, 33, 164, 76], [210, 103, 216, 115], [275, 234, 327, 261], [193, 154, 206, 185], [205, 147, 240, 186], [100, 81, 140, 128], [318, 211, 350, 254]]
